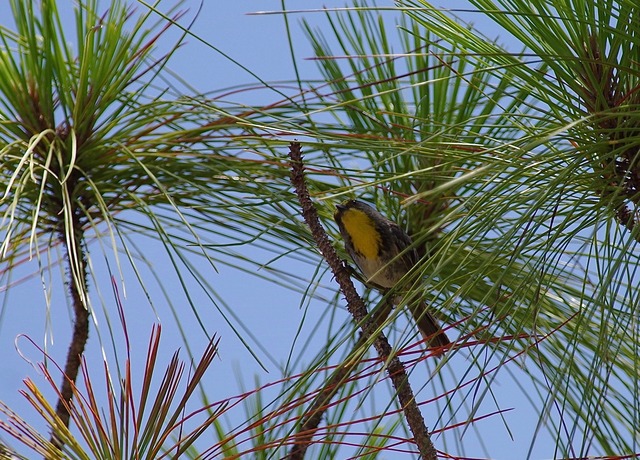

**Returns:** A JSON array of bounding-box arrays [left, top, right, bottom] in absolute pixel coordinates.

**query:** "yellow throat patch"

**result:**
[[340, 208, 381, 259]]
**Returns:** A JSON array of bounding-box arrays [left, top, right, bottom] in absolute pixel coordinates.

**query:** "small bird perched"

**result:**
[[334, 199, 450, 353]]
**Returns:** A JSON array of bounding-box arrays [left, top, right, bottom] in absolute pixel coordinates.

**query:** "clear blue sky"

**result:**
[[0, 2, 557, 459]]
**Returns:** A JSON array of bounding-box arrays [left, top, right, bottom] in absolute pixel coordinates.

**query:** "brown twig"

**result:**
[[287, 350, 362, 460], [287, 141, 437, 460]]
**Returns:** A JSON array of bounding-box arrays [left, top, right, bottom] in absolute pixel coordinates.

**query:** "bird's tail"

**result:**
[[411, 303, 450, 355]]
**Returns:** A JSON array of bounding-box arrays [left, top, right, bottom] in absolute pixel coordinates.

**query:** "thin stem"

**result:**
[[50, 207, 90, 452]]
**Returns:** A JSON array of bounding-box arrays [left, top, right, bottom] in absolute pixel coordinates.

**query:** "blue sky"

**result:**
[[0, 1, 569, 458]]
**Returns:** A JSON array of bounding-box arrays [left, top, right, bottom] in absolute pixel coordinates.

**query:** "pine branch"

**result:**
[[287, 141, 437, 460]]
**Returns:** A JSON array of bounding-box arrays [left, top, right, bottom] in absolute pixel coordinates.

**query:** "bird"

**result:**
[[334, 199, 450, 353]]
